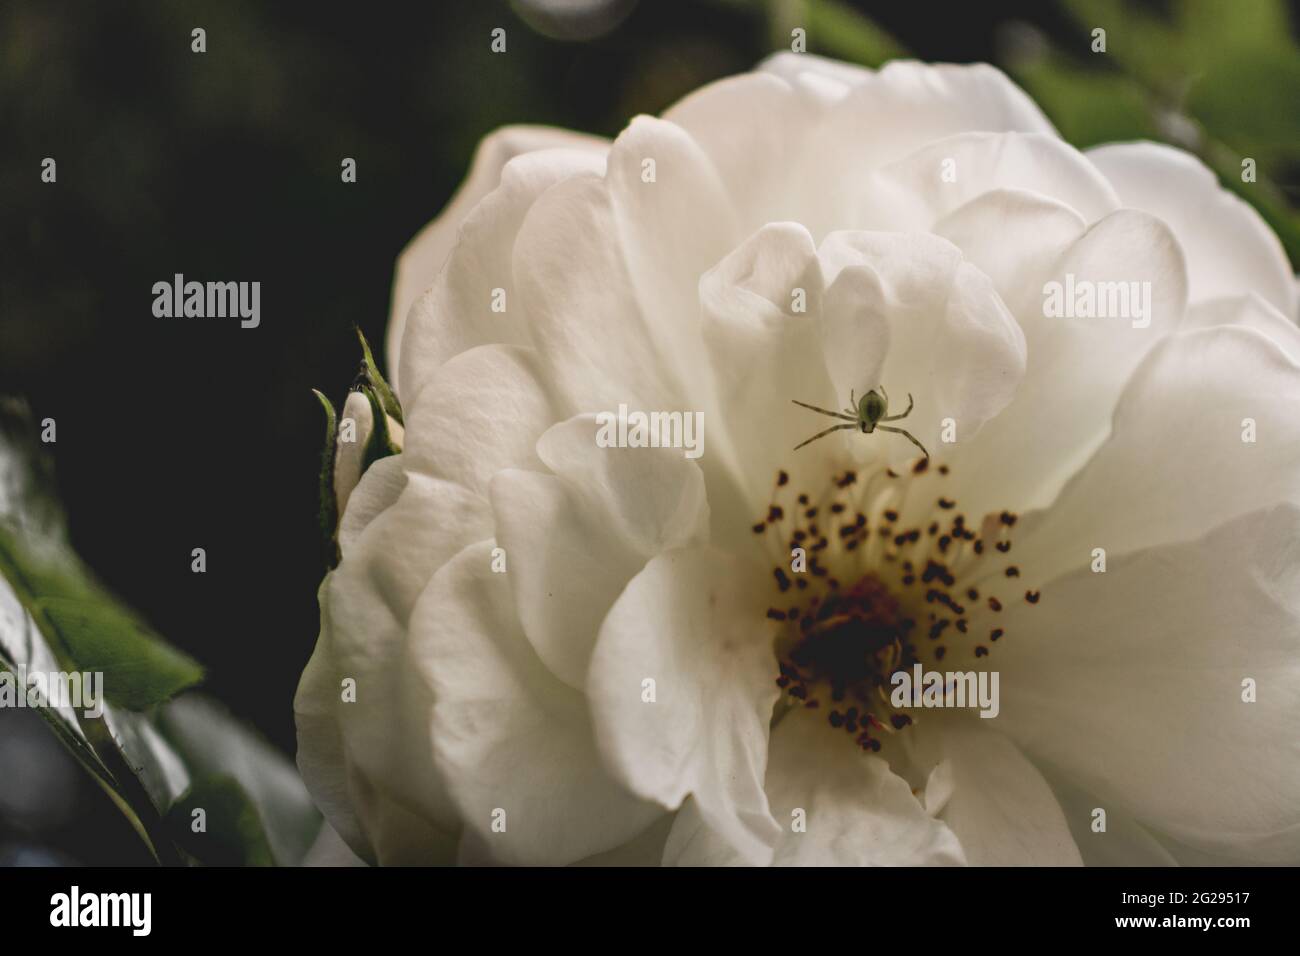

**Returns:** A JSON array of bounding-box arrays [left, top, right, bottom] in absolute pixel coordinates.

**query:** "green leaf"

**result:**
[[157, 694, 322, 866], [0, 524, 203, 709], [35, 596, 202, 708], [1185, 50, 1300, 171], [1059, 0, 1196, 93], [0, 400, 319, 866], [98, 705, 193, 817], [1010, 57, 1159, 148], [166, 775, 277, 867], [1177, 0, 1294, 58], [803, 0, 907, 66], [0, 401, 194, 861]]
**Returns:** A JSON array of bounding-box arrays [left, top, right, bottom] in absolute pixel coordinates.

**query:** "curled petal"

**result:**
[[416, 541, 661, 865], [665, 710, 966, 866], [588, 547, 782, 865]]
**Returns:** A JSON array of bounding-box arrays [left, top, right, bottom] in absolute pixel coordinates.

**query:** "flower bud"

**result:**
[[313, 330, 405, 569], [332, 390, 373, 520]]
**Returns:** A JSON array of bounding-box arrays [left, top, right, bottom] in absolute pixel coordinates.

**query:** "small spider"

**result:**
[[791, 387, 929, 459]]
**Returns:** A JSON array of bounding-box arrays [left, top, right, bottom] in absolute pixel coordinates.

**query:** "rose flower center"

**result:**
[[752, 461, 1041, 750]]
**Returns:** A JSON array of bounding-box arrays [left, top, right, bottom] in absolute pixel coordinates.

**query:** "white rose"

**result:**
[[295, 54, 1300, 866]]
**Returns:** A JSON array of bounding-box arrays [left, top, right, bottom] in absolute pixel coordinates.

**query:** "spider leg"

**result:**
[[791, 399, 856, 422], [882, 392, 914, 421], [878, 385, 889, 408], [794, 422, 857, 451], [877, 424, 929, 460]]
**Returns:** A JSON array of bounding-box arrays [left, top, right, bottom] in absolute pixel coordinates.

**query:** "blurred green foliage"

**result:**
[[765, 0, 908, 64], [1006, 0, 1300, 267]]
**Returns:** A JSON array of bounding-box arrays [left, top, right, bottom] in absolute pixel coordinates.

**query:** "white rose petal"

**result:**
[[1088, 142, 1298, 318], [390, 126, 608, 391]]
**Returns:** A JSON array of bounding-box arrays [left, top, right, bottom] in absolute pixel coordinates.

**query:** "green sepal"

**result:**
[[360, 385, 402, 470], [312, 389, 341, 570], [354, 326, 403, 425]]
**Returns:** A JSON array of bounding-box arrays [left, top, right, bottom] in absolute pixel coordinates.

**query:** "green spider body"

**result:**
[[856, 389, 887, 433], [791, 387, 929, 459]]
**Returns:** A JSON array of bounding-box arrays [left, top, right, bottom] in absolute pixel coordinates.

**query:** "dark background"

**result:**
[[3, 0, 1298, 864]]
